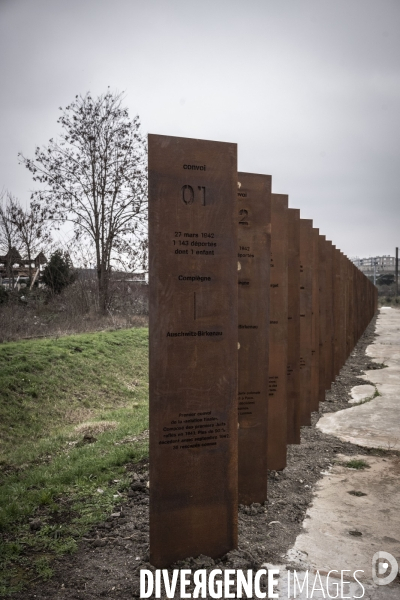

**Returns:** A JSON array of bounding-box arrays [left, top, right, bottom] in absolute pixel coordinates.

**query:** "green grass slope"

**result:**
[[0, 328, 149, 595]]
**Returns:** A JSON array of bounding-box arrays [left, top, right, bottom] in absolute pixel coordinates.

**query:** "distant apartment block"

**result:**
[[351, 255, 397, 274]]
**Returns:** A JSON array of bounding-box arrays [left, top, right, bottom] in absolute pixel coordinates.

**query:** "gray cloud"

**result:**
[[1, 0, 399, 257]]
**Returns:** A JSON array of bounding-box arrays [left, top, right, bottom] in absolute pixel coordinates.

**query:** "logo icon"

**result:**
[[372, 551, 399, 585]]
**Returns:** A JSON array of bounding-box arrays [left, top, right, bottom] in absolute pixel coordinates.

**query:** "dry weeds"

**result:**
[[0, 276, 148, 343], [73, 421, 118, 436]]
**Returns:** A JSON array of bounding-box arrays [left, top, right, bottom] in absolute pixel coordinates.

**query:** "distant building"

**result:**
[[0, 248, 48, 288], [75, 268, 148, 284], [351, 255, 397, 275], [113, 271, 148, 284]]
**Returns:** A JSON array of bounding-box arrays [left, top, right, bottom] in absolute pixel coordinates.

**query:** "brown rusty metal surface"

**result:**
[[318, 235, 327, 403], [346, 256, 353, 359], [324, 240, 333, 390], [330, 244, 337, 385], [268, 194, 288, 471], [310, 227, 320, 412], [350, 259, 356, 355], [237, 172, 271, 505], [343, 254, 349, 361], [332, 246, 339, 377], [338, 250, 346, 371], [299, 219, 313, 426], [148, 134, 238, 567], [286, 208, 301, 445]]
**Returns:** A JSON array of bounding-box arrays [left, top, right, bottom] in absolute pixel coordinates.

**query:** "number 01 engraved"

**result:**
[[182, 185, 194, 205], [181, 185, 206, 206]]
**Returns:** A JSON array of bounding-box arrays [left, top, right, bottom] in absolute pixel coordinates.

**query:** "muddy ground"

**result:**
[[12, 315, 393, 599]]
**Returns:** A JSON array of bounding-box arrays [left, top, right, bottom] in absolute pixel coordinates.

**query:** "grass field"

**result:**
[[0, 327, 149, 596]]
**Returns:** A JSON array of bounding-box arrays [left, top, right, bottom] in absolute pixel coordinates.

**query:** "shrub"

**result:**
[[42, 250, 76, 295]]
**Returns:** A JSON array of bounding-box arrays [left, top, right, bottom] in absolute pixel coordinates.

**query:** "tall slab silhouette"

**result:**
[[287, 208, 301, 444], [299, 219, 313, 425], [148, 134, 238, 567], [268, 194, 288, 470], [311, 227, 320, 412], [325, 242, 334, 388], [318, 235, 327, 403], [237, 172, 271, 504]]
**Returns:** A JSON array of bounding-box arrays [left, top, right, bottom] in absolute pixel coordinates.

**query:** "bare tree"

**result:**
[[20, 90, 148, 313], [10, 201, 52, 280], [0, 190, 20, 254], [0, 190, 22, 284]]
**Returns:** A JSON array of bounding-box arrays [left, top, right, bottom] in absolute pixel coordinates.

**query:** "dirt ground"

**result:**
[[12, 315, 394, 600]]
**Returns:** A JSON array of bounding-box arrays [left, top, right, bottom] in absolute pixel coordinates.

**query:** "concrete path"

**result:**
[[288, 455, 400, 577], [264, 562, 400, 599], [274, 308, 400, 598], [317, 308, 400, 450], [349, 384, 376, 404]]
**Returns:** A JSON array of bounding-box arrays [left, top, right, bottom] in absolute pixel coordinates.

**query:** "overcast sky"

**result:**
[[1, 0, 399, 258]]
